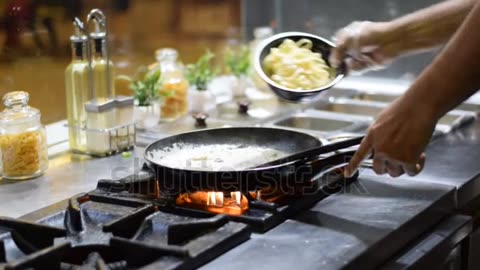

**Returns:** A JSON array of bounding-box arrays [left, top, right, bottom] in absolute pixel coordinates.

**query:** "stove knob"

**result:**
[[192, 112, 209, 128], [238, 100, 251, 115]]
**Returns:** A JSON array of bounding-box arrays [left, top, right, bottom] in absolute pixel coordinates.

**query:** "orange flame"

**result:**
[[176, 191, 248, 215]]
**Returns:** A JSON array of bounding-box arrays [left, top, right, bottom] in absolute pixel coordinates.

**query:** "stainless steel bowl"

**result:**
[[255, 31, 346, 103]]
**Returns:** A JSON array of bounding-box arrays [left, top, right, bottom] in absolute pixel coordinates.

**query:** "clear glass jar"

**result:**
[[156, 48, 189, 121], [0, 91, 48, 180]]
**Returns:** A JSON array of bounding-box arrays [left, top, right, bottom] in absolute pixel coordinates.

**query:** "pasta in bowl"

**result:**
[[255, 32, 346, 103]]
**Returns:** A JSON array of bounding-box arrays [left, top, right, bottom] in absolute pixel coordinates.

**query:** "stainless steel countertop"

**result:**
[[4, 118, 480, 269], [0, 149, 145, 218], [200, 170, 455, 270], [407, 118, 480, 210]]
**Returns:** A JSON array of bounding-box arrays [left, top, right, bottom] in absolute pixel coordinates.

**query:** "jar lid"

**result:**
[[115, 96, 134, 108], [155, 48, 178, 62], [0, 91, 40, 123], [85, 98, 116, 113]]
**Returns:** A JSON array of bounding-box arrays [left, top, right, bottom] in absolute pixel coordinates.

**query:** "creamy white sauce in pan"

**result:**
[[147, 143, 287, 171]]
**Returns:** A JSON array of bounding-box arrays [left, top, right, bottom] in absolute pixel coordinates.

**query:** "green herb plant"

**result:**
[[119, 68, 165, 107], [185, 50, 216, 91], [225, 45, 251, 77]]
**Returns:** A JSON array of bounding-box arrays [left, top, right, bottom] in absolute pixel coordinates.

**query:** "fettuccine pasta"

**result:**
[[263, 38, 332, 90]]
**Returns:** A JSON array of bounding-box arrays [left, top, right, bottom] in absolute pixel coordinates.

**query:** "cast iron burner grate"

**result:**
[[92, 163, 358, 232], [0, 193, 250, 270]]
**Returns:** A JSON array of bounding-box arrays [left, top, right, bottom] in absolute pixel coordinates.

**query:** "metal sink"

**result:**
[[353, 91, 480, 112], [438, 114, 459, 126], [318, 100, 383, 117], [353, 92, 399, 103], [314, 98, 476, 134], [436, 110, 476, 133], [208, 98, 301, 124], [456, 102, 480, 112], [270, 109, 371, 135]]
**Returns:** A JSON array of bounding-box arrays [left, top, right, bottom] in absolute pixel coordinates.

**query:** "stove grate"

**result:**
[[0, 193, 250, 270]]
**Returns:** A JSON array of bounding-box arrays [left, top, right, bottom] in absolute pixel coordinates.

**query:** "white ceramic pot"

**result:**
[[134, 101, 160, 130], [189, 88, 216, 113], [232, 75, 253, 97]]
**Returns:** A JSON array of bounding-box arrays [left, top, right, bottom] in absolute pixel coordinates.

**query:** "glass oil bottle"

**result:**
[[89, 12, 115, 99], [65, 18, 89, 152]]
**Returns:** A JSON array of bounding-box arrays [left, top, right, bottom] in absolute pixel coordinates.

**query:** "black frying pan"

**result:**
[[144, 127, 360, 194]]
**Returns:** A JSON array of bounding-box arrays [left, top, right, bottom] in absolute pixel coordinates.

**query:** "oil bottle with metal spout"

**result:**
[[89, 12, 115, 99], [65, 18, 89, 152]]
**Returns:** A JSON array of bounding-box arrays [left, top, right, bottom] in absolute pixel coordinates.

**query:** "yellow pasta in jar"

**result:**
[[263, 38, 333, 90], [0, 130, 48, 178]]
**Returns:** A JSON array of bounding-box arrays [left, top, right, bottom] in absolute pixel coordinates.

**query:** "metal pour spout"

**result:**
[[87, 9, 112, 99]]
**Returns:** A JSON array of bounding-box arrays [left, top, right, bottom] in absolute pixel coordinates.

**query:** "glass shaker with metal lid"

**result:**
[[0, 91, 48, 180]]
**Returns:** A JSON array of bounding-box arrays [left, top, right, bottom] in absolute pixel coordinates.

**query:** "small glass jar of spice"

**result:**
[[0, 91, 48, 180]]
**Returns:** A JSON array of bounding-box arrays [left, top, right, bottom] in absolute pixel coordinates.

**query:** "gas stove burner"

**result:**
[[0, 239, 185, 270], [93, 163, 358, 232], [0, 193, 249, 270]]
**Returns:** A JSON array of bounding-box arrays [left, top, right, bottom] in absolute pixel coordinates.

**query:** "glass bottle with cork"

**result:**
[[0, 91, 48, 180], [65, 18, 89, 153], [156, 48, 189, 121]]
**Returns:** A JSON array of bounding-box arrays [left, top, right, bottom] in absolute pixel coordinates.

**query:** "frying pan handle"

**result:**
[[320, 136, 364, 153], [255, 135, 364, 168], [304, 150, 357, 180]]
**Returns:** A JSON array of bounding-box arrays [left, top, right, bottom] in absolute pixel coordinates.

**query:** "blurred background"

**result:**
[[0, 0, 439, 124]]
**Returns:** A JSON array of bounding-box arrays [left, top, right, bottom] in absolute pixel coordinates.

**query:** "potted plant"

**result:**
[[185, 50, 217, 113], [119, 68, 163, 129], [225, 45, 252, 97]]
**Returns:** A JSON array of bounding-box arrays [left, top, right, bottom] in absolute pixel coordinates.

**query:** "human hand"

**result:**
[[329, 21, 402, 74], [344, 96, 436, 177]]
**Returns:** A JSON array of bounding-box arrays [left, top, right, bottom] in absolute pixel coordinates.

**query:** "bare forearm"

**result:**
[[385, 0, 475, 55], [403, 1, 480, 120]]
